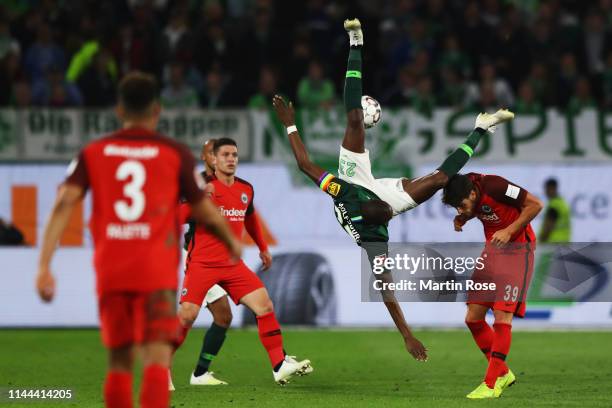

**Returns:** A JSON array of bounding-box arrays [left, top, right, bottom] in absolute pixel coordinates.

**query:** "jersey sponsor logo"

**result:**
[[478, 213, 501, 222], [327, 182, 342, 196], [106, 222, 151, 239], [103, 144, 159, 159], [505, 184, 520, 199], [334, 203, 361, 243], [219, 206, 246, 221], [240, 192, 248, 204]]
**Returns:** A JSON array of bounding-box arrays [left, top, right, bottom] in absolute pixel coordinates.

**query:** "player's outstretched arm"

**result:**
[[191, 197, 243, 260], [272, 95, 325, 184], [36, 184, 84, 302], [378, 272, 428, 361]]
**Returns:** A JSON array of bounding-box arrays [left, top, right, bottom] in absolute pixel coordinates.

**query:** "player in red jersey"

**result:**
[[167, 138, 236, 389], [173, 137, 312, 385], [442, 173, 543, 399], [35, 72, 241, 408]]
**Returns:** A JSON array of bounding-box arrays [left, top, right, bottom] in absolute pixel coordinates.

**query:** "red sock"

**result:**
[[103, 371, 132, 408], [140, 364, 169, 408], [466, 320, 494, 360], [173, 325, 190, 353], [256, 312, 285, 368], [484, 323, 512, 388]]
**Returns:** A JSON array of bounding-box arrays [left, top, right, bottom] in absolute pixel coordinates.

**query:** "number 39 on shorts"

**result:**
[[504, 285, 519, 302]]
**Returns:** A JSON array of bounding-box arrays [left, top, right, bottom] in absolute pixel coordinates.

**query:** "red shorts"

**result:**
[[98, 290, 180, 348], [467, 245, 535, 318], [180, 261, 264, 305]]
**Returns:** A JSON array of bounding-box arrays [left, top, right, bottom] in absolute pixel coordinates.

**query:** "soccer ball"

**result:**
[[361, 95, 382, 129]]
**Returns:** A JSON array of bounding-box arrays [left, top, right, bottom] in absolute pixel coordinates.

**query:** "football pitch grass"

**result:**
[[1, 329, 611, 407]]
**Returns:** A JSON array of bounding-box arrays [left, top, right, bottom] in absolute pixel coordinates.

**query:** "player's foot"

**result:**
[[273, 355, 313, 385], [344, 18, 363, 47], [495, 369, 516, 392], [466, 382, 501, 399], [474, 109, 515, 131], [190, 371, 228, 385], [168, 369, 175, 391]]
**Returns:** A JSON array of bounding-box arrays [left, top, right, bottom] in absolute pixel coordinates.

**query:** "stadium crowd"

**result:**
[[0, 0, 611, 113]]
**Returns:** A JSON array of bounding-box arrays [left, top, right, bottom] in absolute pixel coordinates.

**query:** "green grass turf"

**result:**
[[0, 329, 611, 407]]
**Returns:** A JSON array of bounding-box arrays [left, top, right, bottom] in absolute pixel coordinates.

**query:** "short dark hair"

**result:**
[[442, 174, 474, 208], [361, 199, 393, 225], [213, 137, 238, 154], [118, 71, 159, 115], [544, 178, 558, 189]]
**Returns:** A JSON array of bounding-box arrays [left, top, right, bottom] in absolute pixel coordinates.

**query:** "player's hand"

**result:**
[[259, 250, 272, 271], [453, 215, 465, 232], [228, 240, 243, 263], [405, 336, 428, 361], [491, 228, 512, 247], [36, 266, 56, 303], [272, 95, 296, 127]]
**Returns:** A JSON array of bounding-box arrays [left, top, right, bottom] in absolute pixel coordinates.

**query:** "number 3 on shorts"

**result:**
[[339, 159, 357, 177]]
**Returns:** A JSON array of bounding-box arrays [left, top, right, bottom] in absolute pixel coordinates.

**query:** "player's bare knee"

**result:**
[[214, 308, 233, 328], [493, 310, 513, 324], [178, 305, 198, 327], [108, 345, 133, 371], [257, 298, 274, 315]]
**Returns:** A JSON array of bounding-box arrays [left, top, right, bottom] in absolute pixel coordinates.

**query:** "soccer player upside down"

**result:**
[[172, 137, 312, 386], [273, 18, 515, 362]]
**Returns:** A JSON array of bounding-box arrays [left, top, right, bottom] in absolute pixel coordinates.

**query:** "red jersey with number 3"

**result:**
[[65, 127, 205, 295], [467, 173, 536, 243]]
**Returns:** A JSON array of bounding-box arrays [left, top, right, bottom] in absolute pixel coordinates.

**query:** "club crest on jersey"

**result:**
[[241, 193, 248, 204], [181, 288, 187, 296], [481, 205, 492, 213], [328, 182, 342, 196]]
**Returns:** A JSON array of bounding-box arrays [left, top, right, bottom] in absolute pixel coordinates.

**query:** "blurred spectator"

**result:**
[[465, 62, 514, 108], [384, 65, 416, 107], [0, 50, 24, 105], [109, 23, 150, 77], [23, 23, 65, 82], [457, 2, 491, 73], [31, 66, 82, 106], [411, 76, 436, 116], [556, 53, 580, 108], [527, 62, 553, 105], [0, 218, 24, 246], [473, 80, 499, 111], [514, 81, 544, 114], [581, 11, 610, 75], [163, 7, 192, 56], [297, 60, 335, 109], [567, 77, 596, 114], [12, 81, 32, 107], [438, 36, 471, 79], [78, 50, 118, 107], [161, 61, 199, 109], [248, 66, 278, 110], [0, 19, 20, 59], [200, 67, 234, 108], [438, 67, 467, 108]]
